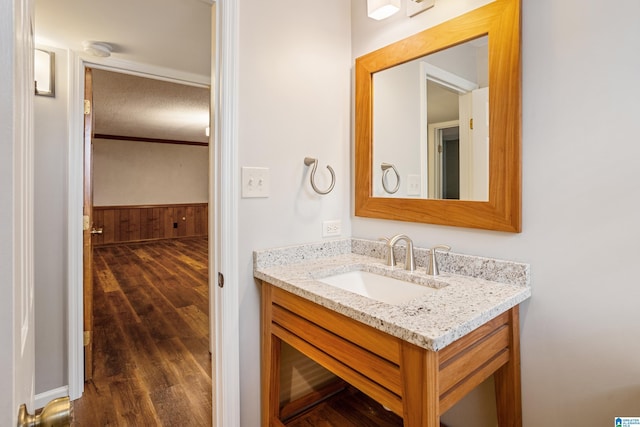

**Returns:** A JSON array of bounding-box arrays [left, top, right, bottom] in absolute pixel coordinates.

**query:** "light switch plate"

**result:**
[[407, 0, 435, 17], [241, 167, 270, 198]]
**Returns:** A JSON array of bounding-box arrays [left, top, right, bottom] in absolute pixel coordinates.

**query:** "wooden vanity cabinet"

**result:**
[[260, 281, 522, 427]]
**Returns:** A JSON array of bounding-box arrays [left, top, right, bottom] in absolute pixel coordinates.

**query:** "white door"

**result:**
[[0, 0, 36, 424], [470, 86, 489, 201], [458, 87, 489, 201]]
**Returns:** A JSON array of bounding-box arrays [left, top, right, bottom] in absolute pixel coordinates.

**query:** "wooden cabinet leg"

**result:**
[[494, 307, 522, 427], [400, 341, 440, 427], [261, 284, 282, 426]]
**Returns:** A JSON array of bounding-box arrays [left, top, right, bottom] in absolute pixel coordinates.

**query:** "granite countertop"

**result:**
[[253, 238, 531, 351]]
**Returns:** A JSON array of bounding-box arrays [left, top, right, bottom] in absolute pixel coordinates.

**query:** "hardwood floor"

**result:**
[[284, 386, 449, 427], [284, 386, 404, 427], [72, 238, 211, 426], [72, 237, 443, 426]]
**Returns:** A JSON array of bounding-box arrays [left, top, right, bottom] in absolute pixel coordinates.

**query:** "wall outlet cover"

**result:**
[[322, 220, 342, 237], [407, 174, 421, 196]]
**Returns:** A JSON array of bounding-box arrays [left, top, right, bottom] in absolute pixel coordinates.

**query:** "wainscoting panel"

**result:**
[[93, 203, 208, 246]]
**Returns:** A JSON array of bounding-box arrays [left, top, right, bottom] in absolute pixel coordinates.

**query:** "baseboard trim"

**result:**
[[35, 385, 70, 409]]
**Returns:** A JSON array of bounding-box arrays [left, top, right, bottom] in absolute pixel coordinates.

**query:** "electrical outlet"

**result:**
[[407, 174, 421, 196], [406, 0, 435, 17], [322, 220, 341, 237]]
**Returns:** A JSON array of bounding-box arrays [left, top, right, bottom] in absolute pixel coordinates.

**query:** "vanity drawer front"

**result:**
[[271, 286, 400, 364], [438, 311, 513, 413], [272, 304, 402, 396]]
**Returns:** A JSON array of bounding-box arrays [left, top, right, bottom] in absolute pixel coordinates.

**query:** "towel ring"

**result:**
[[304, 157, 335, 195], [381, 163, 400, 194]]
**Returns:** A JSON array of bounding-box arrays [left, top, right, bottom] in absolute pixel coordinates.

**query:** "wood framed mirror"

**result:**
[[355, 0, 521, 232]]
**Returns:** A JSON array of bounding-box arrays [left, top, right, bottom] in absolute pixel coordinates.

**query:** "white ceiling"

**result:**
[[92, 69, 210, 143], [34, 0, 213, 143]]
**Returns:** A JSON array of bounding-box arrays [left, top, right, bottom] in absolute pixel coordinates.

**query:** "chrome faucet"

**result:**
[[381, 234, 415, 272], [427, 245, 451, 276]]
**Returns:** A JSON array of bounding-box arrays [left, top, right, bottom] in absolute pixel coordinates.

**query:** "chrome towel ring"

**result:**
[[381, 163, 400, 194], [304, 157, 335, 195]]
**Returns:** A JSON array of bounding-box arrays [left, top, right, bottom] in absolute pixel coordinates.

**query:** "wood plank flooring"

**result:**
[[284, 386, 404, 427], [71, 237, 442, 426], [72, 238, 212, 426]]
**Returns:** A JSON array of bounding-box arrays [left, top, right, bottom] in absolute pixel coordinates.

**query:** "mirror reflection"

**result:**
[[372, 36, 488, 200]]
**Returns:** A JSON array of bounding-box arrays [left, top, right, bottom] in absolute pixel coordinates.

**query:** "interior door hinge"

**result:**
[[83, 331, 91, 346], [83, 215, 90, 231], [84, 100, 91, 115], [470, 118, 474, 130], [218, 272, 224, 288]]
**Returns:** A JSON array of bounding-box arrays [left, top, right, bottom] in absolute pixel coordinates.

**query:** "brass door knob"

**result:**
[[18, 397, 71, 427]]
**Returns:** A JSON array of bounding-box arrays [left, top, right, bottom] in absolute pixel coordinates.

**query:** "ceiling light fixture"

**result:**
[[367, 0, 401, 20], [82, 41, 113, 58]]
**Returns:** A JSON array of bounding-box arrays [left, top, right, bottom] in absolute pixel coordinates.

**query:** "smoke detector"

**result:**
[[82, 41, 113, 58]]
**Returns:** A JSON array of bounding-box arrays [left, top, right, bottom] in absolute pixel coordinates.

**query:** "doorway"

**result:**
[[19, 0, 243, 424], [76, 67, 211, 423], [428, 120, 460, 200], [56, 3, 241, 424], [439, 126, 460, 200]]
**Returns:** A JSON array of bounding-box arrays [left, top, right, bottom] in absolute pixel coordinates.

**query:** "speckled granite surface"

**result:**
[[254, 238, 530, 351]]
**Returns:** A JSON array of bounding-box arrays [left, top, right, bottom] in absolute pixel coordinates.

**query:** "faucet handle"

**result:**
[[427, 245, 451, 276], [379, 237, 396, 267]]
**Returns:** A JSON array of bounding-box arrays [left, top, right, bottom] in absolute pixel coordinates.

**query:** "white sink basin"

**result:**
[[317, 270, 436, 305]]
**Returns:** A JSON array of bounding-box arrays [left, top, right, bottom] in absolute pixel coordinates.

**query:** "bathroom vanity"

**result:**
[[255, 0, 527, 423], [255, 239, 530, 426]]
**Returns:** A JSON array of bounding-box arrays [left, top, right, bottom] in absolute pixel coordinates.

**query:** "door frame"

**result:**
[[1, 0, 36, 423], [66, 7, 241, 422], [211, 0, 241, 424], [82, 67, 94, 382]]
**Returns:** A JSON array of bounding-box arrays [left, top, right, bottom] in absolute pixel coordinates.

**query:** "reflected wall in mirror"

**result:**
[[372, 36, 488, 201], [355, 0, 521, 232]]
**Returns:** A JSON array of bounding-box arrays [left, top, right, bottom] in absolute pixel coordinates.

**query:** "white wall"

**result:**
[[34, 45, 68, 396], [351, 0, 640, 426], [236, 1, 352, 425], [93, 138, 208, 206]]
